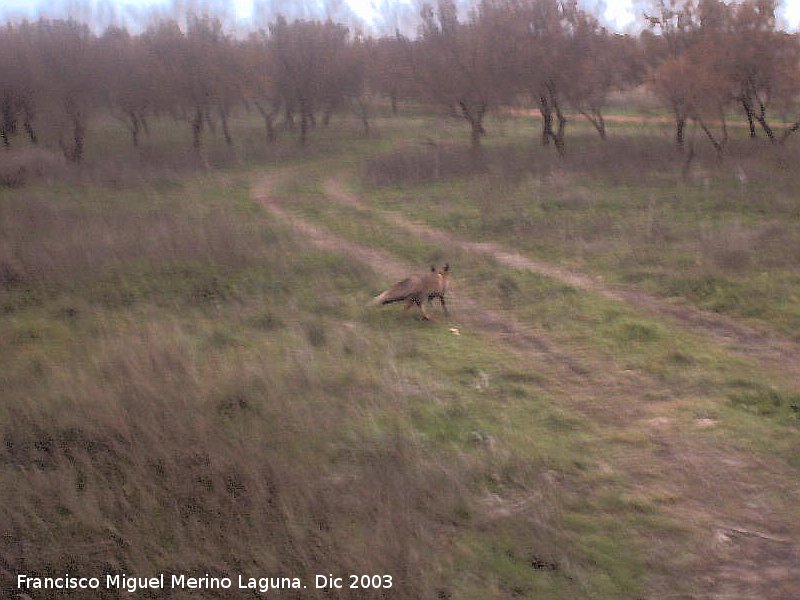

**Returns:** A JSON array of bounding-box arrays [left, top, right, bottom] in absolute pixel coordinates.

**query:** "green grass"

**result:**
[[1, 147, 653, 598], [353, 118, 800, 338], [4, 110, 800, 599], [273, 154, 800, 454]]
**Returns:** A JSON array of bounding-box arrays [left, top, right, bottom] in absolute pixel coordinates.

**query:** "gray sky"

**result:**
[[1, 0, 798, 33]]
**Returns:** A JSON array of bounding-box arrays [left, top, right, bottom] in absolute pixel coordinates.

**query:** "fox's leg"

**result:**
[[404, 298, 415, 311], [439, 296, 448, 317], [416, 299, 431, 320]]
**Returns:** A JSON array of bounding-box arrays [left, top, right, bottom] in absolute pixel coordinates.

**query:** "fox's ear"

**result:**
[[443, 263, 450, 272], [431, 265, 436, 272]]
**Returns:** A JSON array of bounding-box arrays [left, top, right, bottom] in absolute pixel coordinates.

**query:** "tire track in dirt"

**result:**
[[255, 170, 800, 599], [324, 176, 800, 386], [255, 174, 590, 380]]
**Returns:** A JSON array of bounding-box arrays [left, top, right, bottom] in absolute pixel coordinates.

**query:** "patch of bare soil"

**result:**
[[254, 170, 800, 599], [324, 177, 800, 387]]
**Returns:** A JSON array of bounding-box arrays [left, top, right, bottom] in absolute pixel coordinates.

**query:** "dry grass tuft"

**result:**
[[364, 143, 482, 186], [0, 192, 268, 291], [0, 323, 475, 598], [698, 221, 756, 272], [0, 148, 68, 187]]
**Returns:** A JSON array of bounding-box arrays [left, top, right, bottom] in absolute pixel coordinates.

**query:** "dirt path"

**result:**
[[324, 176, 800, 387], [506, 108, 756, 129], [254, 170, 800, 599]]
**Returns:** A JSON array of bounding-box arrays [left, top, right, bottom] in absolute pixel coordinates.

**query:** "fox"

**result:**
[[369, 264, 450, 320]]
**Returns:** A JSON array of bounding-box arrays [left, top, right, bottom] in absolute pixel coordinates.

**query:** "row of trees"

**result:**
[[0, 14, 377, 160], [1, 0, 798, 162], [646, 0, 800, 156], [410, 0, 644, 154]]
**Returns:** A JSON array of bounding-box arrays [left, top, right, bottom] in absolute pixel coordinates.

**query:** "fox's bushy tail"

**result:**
[[367, 288, 402, 307], [366, 294, 385, 307]]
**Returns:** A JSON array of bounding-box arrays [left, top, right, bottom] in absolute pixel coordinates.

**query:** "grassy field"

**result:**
[[280, 169, 800, 445], [358, 117, 800, 340], [2, 109, 799, 599]]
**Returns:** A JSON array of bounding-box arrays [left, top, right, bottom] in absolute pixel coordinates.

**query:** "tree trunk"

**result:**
[[0, 115, 9, 147], [72, 116, 84, 162], [540, 88, 565, 155], [192, 107, 204, 151], [266, 117, 275, 143], [459, 101, 486, 154], [741, 97, 756, 138], [299, 99, 308, 146], [60, 110, 85, 163], [552, 97, 567, 156], [754, 100, 775, 142], [128, 111, 140, 147], [1, 97, 15, 148], [255, 101, 279, 144], [23, 117, 37, 144], [219, 107, 233, 146], [580, 108, 606, 140], [469, 118, 481, 151], [284, 105, 295, 131], [204, 110, 216, 135], [358, 99, 370, 137], [539, 95, 553, 146], [698, 114, 727, 159], [675, 114, 686, 152]]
